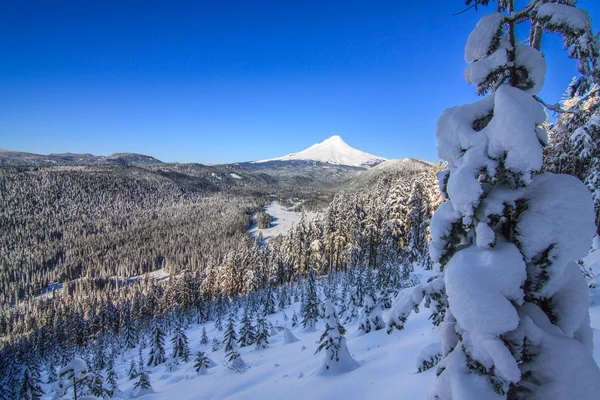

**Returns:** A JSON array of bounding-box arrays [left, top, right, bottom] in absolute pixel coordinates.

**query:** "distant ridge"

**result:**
[[0, 149, 164, 167], [254, 135, 386, 168]]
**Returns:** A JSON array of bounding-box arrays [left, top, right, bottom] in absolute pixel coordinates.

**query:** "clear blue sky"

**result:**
[[1, 1, 599, 164]]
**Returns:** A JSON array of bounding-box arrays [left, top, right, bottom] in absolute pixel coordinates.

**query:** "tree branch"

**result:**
[[534, 95, 583, 114]]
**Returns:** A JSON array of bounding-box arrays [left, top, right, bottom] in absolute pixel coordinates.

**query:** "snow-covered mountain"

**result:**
[[254, 135, 386, 167]]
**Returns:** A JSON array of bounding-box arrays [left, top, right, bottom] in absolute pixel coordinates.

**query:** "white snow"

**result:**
[[537, 3, 591, 32], [254, 135, 386, 167], [248, 201, 317, 243], [465, 13, 505, 63], [230, 173, 243, 179], [464, 48, 507, 87]]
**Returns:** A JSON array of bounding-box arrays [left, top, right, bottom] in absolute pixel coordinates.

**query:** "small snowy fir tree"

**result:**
[[105, 354, 119, 397], [200, 326, 209, 345], [358, 293, 385, 333], [194, 351, 210, 374], [127, 358, 137, 380], [262, 283, 276, 315], [255, 316, 270, 350], [211, 337, 221, 352], [238, 307, 256, 347], [133, 366, 153, 396], [20, 365, 45, 400], [171, 322, 190, 363], [291, 310, 298, 328], [315, 300, 358, 374], [388, 1, 600, 398], [302, 267, 319, 331], [147, 319, 167, 366], [89, 371, 109, 399], [223, 310, 238, 353]]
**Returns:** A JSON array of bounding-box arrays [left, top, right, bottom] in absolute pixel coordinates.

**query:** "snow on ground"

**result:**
[[248, 201, 317, 243], [67, 298, 438, 400], [39, 258, 600, 400], [230, 173, 243, 179]]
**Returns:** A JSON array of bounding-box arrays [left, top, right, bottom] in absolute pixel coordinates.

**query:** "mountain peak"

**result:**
[[255, 135, 386, 167]]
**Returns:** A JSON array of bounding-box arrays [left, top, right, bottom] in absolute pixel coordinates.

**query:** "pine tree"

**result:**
[[133, 367, 152, 394], [389, 2, 600, 398], [255, 316, 270, 350], [89, 371, 109, 399], [200, 326, 209, 345], [291, 310, 298, 328], [223, 310, 238, 353], [46, 361, 58, 384], [171, 322, 190, 363], [301, 268, 319, 331], [19, 366, 44, 400], [194, 351, 210, 373], [262, 284, 276, 315], [147, 319, 167, 367], [358, 293, 385, 333], [315, 300, 358, 374], [127, 358, 137, 380], [105, 354, 119, 397], [237, 308, 256, 347], [211, 337, 221, 352]]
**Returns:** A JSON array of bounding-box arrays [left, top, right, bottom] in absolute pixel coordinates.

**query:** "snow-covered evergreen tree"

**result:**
[[127, 358, 137, 380], [301, 267, 319, 331], [237, 307, 256, 347], [171, 322, 190, 363], [19, 365, 44, 400], [133, 366, 153, 396], [255, 315, 270, 350], [315, 300, 358, 374], [223, 310, 238, 353], [388, 1, 600, 398], [358, 292, 385, 333], [200, 326, 209, 345], [211, 337, 221, 352], [194, 351, 210, 373], [262, 283, 276, 316], [147, 319, 167, 367]]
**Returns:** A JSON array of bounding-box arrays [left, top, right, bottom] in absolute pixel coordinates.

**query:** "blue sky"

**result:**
[[1, 1, 599, 164]]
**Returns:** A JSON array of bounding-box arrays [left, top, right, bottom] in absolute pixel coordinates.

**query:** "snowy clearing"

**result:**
[[248, 201, 317, 243]]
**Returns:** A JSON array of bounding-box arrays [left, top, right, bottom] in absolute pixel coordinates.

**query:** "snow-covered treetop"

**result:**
[[254, 135, 386, 167], [59, 358, 89, 380]]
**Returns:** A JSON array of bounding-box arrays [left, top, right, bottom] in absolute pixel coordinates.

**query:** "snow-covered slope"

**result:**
[[254, 135, 386, 168]]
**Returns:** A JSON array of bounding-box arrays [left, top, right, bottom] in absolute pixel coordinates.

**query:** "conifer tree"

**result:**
[[147, 319, 166, 367], [262, 284, 276, 316], [358, 293, 385, 333], [200, 327, 209, 345], [301, 268, 319, 331], [19, 366, 45, 400], [133, 366, 152, 394], [171, 322, 190, 363], [194, 351, 210, 373], [237, 308, 256, 347], [255, 316, 270, 350], [389, 1, 600, 398], [105, 354, 119, 397], [223, 310, 238, 353], [315, 300, 358, 374], [211, 337, 221, 352], [127, 358, 137, 380]]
